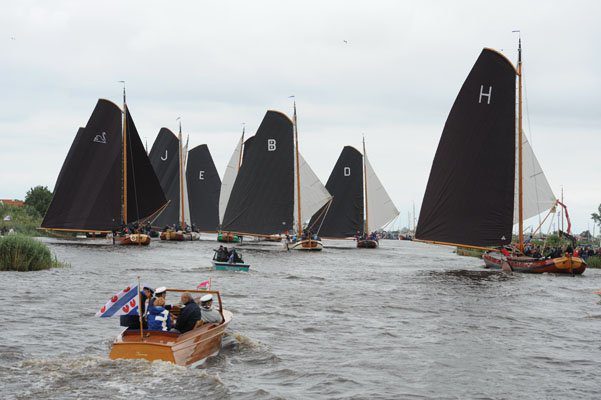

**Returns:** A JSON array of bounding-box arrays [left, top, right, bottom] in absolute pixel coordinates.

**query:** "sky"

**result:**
[[1, 0, 600, 234]]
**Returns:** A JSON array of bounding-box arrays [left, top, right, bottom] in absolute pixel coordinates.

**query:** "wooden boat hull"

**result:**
[[109, 310, 232, 366], [483, 252, 586, 275], [160, 231, 200, 241], [357, 239, 378, 248], [290, 239, 323, 251], [212, 260, 250, 272], [118, 234, 151, 246], [217, 232, 241, 243]]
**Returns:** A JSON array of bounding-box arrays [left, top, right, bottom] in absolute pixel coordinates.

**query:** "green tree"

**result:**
[[592, 204, 601, 232], [24, 186, 53, 218]]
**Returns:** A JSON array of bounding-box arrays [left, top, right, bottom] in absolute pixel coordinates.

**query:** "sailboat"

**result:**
[[220, 105, 332, 250], [217, 127, 245, 243], [309, 139, 399, 248], [415, 39, 586, 274], [186, 144, 221, 233], [42, 90, 168, 245], [148, 121, 200, 241]]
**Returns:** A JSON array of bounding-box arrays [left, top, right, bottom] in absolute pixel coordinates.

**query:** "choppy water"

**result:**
[[1, 237, 601, 399]]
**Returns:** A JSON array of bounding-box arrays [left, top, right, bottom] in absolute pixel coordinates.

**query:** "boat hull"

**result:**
[[217, 232, 241, 243], [290, 239, 323, 251], [212, 260, 250, 272], [109, 310, 232, 366], [118, 234, 151, 246], [357, 239, 378, 248], [160, 231, 200, 241], [483, 252, 586, 275]]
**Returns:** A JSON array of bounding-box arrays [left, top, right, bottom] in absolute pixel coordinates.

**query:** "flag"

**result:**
[[95, 282, 141, 317], [197, 278, 211, 290]]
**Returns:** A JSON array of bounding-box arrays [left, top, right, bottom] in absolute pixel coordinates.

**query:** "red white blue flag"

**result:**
[[95, 282, 141, 317]]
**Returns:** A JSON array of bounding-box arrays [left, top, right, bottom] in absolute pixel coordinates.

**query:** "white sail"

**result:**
[[218, 135, 243, 224], [513, 135, 556, 224], [365, 154, 399, 232], [293, 152, 332, 232]]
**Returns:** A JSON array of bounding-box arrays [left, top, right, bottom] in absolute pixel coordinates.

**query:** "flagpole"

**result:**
[[137, 276, 143, 340]]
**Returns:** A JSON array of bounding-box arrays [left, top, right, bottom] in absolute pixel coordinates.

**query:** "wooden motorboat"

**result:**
[[357, 239, 378, 248], [483, 252, 586, 274], [290, 238, 323, 251], [109, 289, 232, 367], [118, 233, 151, 246], [217, 232, 241, 243], [160, 230, 200, 241], [212, 260, 250, 272]]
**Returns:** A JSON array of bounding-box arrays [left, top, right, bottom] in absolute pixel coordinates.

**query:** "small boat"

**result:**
[[483, 252, 586, 274], [160, 230, 200, 241], [220, 105, 332, 251], [109, 289, 232, 366], [289, 238, 323, 251], [217, 232, 241, 243], [118, 233, 151, 246], [41, 90, 168, 244], [308, 140, 399, 249], [415, 39, 586, 275]]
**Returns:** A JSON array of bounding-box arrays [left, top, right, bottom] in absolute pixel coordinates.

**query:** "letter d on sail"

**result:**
[[267, 139, 276, 151], [479, 85, 492, 104]]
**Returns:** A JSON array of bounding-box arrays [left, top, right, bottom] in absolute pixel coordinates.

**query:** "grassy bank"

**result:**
[[456, 247, 485, 258], [0, 204, 43, 236], [0, 235, 65, 271], [587, 256, 601, 269]]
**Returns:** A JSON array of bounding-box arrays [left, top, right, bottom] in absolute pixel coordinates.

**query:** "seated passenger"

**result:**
[[200, 294, 223, 324], [147, 297, 172, 331], [172, 292, 201, 334]]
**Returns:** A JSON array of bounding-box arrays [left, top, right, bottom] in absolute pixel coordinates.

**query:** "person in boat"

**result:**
[[199, 294, 223, 324], [172, 292, 201, 334], [142, 286, 155, 313], [119, 286, 153, 329], [227, 248, 242, 263], [147, 296, 172, 331]]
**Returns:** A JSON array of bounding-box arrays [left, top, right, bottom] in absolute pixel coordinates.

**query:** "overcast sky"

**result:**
[[1, 1, 599, 233]]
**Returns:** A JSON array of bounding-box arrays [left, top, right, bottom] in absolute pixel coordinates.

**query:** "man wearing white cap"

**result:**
[[200, 294, 223, 324]]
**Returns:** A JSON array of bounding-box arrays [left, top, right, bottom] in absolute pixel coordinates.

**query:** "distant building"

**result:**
[[0, 199, 24, 207]]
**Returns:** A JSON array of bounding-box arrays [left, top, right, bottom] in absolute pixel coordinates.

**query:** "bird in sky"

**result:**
[[343, 40, 349, 44]]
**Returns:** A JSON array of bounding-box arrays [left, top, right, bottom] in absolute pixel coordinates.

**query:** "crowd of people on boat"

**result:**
[[121, 286, 223, 334], [213, 245, 243, 263], [355, 231, 379, 242], [499, 241, 601, 260]]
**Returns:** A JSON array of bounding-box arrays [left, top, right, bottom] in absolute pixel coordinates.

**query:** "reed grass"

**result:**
[[0, 235, 64, 271], [587, 256, 601, 269]]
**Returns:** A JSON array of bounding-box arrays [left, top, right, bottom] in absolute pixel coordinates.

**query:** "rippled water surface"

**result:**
[[2, 237, 601, 399]]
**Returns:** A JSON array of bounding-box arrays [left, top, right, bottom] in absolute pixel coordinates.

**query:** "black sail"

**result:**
[[416, 49, 516, 247], [242, 136, 255, 165], [186, 145, 221, 231], [125, 108, 168, 223], [221, 110, 294, 235], [309, 146, 364, 238], [42, 99, 122, 231], [148, 128, 180, 227]]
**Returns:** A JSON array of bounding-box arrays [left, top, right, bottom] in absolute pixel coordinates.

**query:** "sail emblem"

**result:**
[[161, 150, 168, 161], [344, 167, 351, 176], [199, 170, 205, 180], [267, 139, 277, 151], [501, 235, 506, 241], [479, 85, 492, 104], [93, 132, 107, 144]]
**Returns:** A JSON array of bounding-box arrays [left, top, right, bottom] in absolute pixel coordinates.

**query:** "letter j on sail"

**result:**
[[479, 85, 492, 104]]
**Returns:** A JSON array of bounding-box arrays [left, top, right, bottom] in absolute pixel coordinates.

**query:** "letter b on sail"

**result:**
[[479, 85, 492, 104], [267, 139, 277, 151], [344, 167, 351, 176]]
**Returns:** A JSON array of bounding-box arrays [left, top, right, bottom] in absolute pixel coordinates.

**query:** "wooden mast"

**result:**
[[121, 81, 128, 225], [293, 101, 302, 235], [362, 134, 369, 235], [178, 118, 185, 230], [517, 36, 524, 252]]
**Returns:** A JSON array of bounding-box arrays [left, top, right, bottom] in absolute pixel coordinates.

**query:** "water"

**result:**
[[1, 237, 601, 399]]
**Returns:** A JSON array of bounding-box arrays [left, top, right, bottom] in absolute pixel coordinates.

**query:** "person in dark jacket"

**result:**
[[173, 292, 200, 334]]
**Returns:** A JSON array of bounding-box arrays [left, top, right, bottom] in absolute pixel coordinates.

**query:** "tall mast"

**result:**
[[517, 35, 524, 252], [238, 124, 245, 170], [293, 100, 302, 234], [178, 117, 185, 229], [363, 134, 369, 234], [120, 81, 128, 225]]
